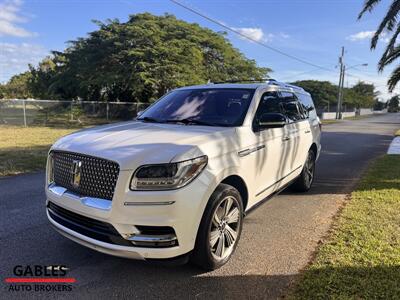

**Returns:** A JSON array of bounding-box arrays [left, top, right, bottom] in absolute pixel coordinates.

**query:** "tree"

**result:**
[[28, 57, 58, 99], [45, 13, 269, 102], [358, 1, 400, 91], [290, 80, 337, 108], [373, 99, 387, 110], [388, 95, 400, 112], [292, 80, 377, 110], [0, 72, 33, 99], [0, 84, 5, 99], [345, 81, 377, 109]]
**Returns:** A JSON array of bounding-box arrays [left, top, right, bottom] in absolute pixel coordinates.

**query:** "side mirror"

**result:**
[[136, 110, 144, 117], [258, 113, 287, 128], [307, 106, 315, 112]]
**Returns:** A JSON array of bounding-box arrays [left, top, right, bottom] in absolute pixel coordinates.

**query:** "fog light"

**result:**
[[128, 233, 178, 248]]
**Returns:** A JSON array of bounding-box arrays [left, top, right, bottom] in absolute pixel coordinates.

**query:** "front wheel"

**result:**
[[191, 184, 243, 270], [290, 150, 316, 192]]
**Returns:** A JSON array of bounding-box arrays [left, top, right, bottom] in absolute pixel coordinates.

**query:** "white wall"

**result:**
[[358, 108, 373, 115], [321, 112, 355, 120], [321, 108, 387, 120]]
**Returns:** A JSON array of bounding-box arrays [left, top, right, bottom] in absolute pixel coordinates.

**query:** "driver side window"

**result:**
[[253, 91, 285, 131]]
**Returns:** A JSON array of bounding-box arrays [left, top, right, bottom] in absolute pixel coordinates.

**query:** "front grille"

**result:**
[[47, 202, 132, 247], [51, 151, 120, 201]]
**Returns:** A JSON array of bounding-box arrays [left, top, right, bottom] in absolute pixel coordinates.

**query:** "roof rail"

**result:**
[[284, 83, 305, 92], [206, 78, 305, 91], [212, 78, 272, 84]]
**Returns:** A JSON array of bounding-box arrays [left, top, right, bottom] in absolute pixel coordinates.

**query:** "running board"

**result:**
[[244, 177, 297, 217]]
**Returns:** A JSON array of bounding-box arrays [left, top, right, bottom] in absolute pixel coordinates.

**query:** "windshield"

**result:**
[[138, 88, 255, 127]]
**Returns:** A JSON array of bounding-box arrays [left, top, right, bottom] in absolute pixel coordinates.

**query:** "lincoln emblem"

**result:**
[[71, 160, 82, 188]]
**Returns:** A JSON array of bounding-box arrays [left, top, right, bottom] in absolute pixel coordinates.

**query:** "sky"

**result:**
[[0, 0, 397, 100]]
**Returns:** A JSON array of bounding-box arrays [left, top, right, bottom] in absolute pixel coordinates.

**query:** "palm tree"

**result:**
[[359, 0, 400, 91]]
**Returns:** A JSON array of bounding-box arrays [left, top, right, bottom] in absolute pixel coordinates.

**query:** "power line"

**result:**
[[169, 0, 337, 73], [279, 67, 337, 81], [346, 72, 383, 86], [169, 0, 388, 90]]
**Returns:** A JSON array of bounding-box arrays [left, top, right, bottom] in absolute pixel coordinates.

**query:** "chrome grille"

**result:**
[[51, 151, 120, 201]]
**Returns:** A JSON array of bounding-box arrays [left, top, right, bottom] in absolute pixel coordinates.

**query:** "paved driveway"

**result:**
[[1, 113, 399, 299]]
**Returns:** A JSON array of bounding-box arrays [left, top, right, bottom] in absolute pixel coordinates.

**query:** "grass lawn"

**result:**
[[0, 126, 77, 176], [291, 155, 400, 299], [321, 114, 378, 125], [321, 119, 339, 125], [344, 114, 373, 121]]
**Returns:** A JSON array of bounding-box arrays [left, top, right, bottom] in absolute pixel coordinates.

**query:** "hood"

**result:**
[[52, 121, 236, 170]]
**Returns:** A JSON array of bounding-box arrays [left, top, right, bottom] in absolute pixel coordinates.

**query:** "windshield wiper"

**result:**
[[138, 116, 164, 123], [165, 118, 224, 127]]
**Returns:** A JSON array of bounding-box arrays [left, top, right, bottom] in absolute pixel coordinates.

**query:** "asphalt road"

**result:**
[[1, 113, 399, 299]]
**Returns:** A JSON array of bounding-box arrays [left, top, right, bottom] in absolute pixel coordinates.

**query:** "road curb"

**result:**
[[387, 136, 400, 154]]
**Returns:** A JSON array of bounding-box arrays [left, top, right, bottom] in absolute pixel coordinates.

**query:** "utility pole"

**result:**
[[338, 65, 346, 118], [336, 47, 345, 119]]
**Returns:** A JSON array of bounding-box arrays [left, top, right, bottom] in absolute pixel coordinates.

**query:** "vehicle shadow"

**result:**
[[286, 131, 395, 195], [6, 237, 300, 299], [4, 237, 400, 299]]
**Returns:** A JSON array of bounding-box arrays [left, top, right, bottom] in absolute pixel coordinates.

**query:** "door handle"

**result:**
[[238, 145, 265, 157], [304, 130, 311, 134], [282, 136, 290, 142]]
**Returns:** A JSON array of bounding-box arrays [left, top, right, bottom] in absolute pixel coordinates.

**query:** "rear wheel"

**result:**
[[191, 184, 243, 270], [290, 150, 316, 192]]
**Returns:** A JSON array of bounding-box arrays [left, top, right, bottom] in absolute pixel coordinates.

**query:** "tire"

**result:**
[[191, 183, 244, 270], [290, 150, 316, 192]]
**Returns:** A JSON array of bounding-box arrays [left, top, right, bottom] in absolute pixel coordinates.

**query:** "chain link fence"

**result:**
[[0, 99, 150, 127]]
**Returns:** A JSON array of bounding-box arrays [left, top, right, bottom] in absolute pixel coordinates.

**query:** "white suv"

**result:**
[[46, 80, 321, 270]]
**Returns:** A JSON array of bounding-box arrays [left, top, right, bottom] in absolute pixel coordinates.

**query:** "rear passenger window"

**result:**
[[279, 92, 305, 122], [297, 93, 317, 119]]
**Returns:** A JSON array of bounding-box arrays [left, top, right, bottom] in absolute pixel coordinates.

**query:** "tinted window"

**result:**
[[279, 92, 304, 122], [253, 91, 284, 128], [297, 93, 317, 119], [253, 91, 307, 128], [139, 89, 255, 127]]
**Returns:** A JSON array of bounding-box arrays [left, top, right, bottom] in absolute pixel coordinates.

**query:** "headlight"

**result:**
[[47, 152, 54, 185], [130, 156, 208, 191]]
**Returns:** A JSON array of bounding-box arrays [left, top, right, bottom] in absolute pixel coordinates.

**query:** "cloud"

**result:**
[[280, 33, 290, 39], [0, 43, 48, 82], [0, 0, 36, 37], [346, 30, 396, 44], [233, 27, 265, 42], [346, 31, 375, 41], [231, 27, 290, 44]]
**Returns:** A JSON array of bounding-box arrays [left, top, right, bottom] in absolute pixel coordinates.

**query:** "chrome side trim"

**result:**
[[48, 183, 112, 211], [48, 184, 67, 196], [238, 145, 265, 157], [128, 234, 177, 243], [124, 201, 175, 206], [81, 197, 112, 211]]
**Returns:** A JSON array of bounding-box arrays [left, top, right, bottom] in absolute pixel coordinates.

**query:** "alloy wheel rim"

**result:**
[[209, 196, 241, 261], [305, 153, 315, 187]]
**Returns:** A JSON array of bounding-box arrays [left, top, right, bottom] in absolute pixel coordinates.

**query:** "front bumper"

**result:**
[[46, 170, 215, 259], [48, 210, 145, 260]]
